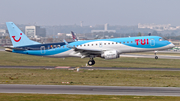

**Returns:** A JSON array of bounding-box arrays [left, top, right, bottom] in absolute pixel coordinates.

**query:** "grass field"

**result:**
[[1, 93, 180, 101], [1, 51, 180, 100], [1, 51, 180, 68], [0, 68, 180, 87]]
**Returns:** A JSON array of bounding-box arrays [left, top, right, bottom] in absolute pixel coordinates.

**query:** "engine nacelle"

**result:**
[[101, 50, 119, 59]]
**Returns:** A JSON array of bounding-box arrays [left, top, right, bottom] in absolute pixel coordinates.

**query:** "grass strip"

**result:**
[[0, 93, 180, 101], [0, 68, 180, 87], [1, 51, 180, 68]]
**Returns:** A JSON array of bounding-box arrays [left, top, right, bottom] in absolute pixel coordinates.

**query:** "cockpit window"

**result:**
[[159, 37, 167, 41]]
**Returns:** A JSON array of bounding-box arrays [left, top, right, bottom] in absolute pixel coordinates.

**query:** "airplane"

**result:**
[[5, 22, 175, 66]]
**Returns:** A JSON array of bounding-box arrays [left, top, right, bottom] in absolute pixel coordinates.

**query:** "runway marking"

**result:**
[[1, 66, 180, 71]]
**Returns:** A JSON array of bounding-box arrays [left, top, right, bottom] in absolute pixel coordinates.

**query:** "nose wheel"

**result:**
[[154, 51, 158, 59], [88, 58, 95, 66], [155, 56, 158, 59]]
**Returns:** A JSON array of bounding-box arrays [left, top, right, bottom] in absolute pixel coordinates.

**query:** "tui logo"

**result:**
[[12, 33, 22, 42]]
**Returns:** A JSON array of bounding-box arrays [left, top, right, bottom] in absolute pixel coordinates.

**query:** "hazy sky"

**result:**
[[1, 0, 180, 26]]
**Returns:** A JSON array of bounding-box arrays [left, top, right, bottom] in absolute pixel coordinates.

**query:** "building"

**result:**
[[25, 26, 46, 38], [91, 23, 116, 33], [0, 39, 12, 46], [138, 23, 180, 31], [0, 29, 6, 34]]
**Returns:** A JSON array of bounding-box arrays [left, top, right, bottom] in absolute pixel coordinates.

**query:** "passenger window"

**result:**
[[123, 42, 125, 44], [112, 43, 114, 44], [58, 45, 61, 48], [104, 43, 106, 45], [131, 41, 133, 43], [84, 45, 86, 46], [108, 43, 110, 45], [92, 44, 93, 46], [127, 41, 129, 43], [120, 42, 121, 44]]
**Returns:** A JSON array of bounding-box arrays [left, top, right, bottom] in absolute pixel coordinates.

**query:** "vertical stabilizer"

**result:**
[[71, 31, 78, 41], [6, 22, 40, 47]]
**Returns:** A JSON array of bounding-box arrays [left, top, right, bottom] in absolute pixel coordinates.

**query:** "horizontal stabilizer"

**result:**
[[4, 46, 25, 51]]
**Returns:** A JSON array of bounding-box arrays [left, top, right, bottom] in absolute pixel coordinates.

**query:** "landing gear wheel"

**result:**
[[88, 60, 93, 66], [92, 60, 95, 65], [88, 58, 95, 66], [155, 56, 158, 59]]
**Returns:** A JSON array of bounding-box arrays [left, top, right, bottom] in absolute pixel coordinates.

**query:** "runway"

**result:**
[[1, 66, 180, 71], [0, 49, 4, 51], [0, 84, 180, 96]]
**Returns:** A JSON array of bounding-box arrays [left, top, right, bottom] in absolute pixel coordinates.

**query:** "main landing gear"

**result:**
[[88, 58, 95, 66], [154, 51, 158, 59]]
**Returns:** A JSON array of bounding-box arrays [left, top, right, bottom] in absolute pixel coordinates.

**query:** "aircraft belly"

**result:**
[[51, 49, 73, 57]]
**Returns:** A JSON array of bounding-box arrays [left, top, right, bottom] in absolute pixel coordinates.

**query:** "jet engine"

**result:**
[[101, 50, 119, 59]]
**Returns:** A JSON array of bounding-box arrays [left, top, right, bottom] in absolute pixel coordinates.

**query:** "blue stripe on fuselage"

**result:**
[[13, 45, 71, 56], [15, 42, 71, 50]]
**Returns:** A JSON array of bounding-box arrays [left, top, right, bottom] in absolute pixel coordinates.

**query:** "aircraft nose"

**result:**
[[170, 43, 175, 48]]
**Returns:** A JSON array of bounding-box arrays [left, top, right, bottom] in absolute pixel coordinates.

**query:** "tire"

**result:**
[[92, 60, 95, 65], [88, 60, 93, 66], [155, 56, 158, 59]]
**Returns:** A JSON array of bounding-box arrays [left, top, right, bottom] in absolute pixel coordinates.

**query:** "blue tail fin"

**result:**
[[6, 22, 40, 47]]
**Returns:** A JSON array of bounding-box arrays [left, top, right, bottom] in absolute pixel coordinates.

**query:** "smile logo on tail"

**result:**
[[12, 33, 22, 42]]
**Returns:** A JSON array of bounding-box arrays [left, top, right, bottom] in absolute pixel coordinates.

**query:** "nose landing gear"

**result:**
[[88, 58, 95, 66], [154, 51, 158, 59], [155, 56, 158, 59]]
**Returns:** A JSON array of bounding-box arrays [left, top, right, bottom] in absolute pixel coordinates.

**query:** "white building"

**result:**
[[0, 29, 8, 37], [25, 26, 46, 38], [0, 29, 6, 34], [91, 23, 116, 33], [25, 26, 37, 38]]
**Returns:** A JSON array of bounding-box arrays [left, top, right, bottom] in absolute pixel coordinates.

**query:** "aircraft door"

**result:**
[[150, 39, 155, 46], [40, 46, 45, 54]]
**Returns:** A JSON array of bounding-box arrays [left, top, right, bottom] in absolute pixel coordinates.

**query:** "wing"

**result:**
[[73, 47, 104, 55], [63, 39, 108, 57]]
